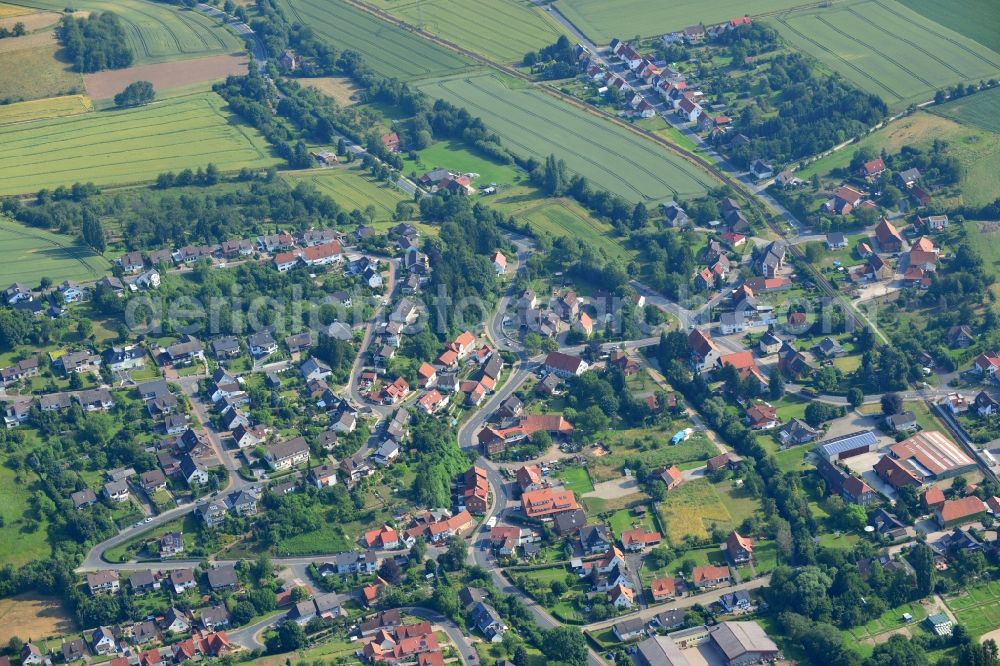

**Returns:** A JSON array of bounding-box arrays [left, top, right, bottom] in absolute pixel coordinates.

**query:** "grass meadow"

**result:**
[[518, 201, 632, 261], [0, 35, 84, 103], [0, 94, 91, 124], [380, 0, 570, 64], [657, 478, 757, 544], [933, 86, 1000, 134], [0, 216, 111, 286], [770, 0, 1000, 109], [0, 91, 276, 194], [418, 72, 716, 205], [17, 0, 244, 65], [554, 0, 813, 45], [280, 0, 474, 80], [282, 166, 409, 221], [0, 463, 52, 568]]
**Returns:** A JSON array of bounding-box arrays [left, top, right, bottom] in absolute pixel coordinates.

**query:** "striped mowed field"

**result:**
[[280, 0, 473, 80], [418, 72, 716, 205], [770, 0, 1000, 109], [13, 0, 244, 65], [283, 166, 408, 221], [0, 92, 276, 195], [0, 216, 111, 286], [383, 0, 571, 64]]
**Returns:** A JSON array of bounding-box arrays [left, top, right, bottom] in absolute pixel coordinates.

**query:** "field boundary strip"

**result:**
[[872, 0, 1000, 70]]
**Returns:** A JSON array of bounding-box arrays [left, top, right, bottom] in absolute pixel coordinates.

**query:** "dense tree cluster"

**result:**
[[523, 35, 579, 80], [114, 80, 155, 108], [722, 54, 888, 167], [408, 414, 472, 508], [57, 12, 133, 73]]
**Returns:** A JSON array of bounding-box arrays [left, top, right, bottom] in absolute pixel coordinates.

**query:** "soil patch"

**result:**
[[0, 10, 61, 31], [0, 594, 75, 644], [584, 477, 640, 500], [83, 53, 248, 99]]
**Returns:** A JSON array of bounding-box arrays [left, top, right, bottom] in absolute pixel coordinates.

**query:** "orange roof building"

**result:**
[[521, 487, 579, 519]]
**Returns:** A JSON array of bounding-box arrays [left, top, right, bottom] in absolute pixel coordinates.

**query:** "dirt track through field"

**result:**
[[83, 53, 248, 99]]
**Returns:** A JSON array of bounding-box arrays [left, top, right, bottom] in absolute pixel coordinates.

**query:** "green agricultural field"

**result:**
[[0, 91, 276, 195], [554, 0, 814, 45], [0, 460, 52, 567], [770, 0, 1000, 109], [0, 216, 111, 286], [933, 86, 1000, 134], [384, 0, 570, 64], [900, 0, 1000, 54], [947, 581, 1000, 637], [418, 72, 716, 205], [282, 166, 409, 221], [16, 0, 243, 65], [280, 0, 474, 80], [405, 138, 523, 188], [518, 201, 632, 261]]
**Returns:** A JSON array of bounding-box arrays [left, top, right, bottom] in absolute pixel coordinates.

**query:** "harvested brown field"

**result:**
[[0, 10, 61, 31], [304, 76, 360, 106], [0, 2, 32, 18], [0, 594, 74, 644], [83, 53, 249, 99]]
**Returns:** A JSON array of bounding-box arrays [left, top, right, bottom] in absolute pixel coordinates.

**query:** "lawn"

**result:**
[[275, 529, 353, 556], [933, 85, 1000, 134], [417, 72, 717, 205], [405, 138, 523, 188], [0, 94, 92, 124], [608, 507, 655, 539], [16, 0, 243, 65], [772, 445, 812, 473], [280, 0, 474, 80], [553, 0, 814, 45], [517, 200, 633, 262], [769, 0, 1000, 110], [900, 0, 1000, 53], [0, 463, 51, 567], [0, 91, 276, 194], [283, 166, 409, 221], [0, 215, 111, 286], [556, 466, 594, 494], [657, 478, 756, 544], [0, 36, 84, 103], [587, 424, 718, 483], [772, 394, 811, 422], [385, 0, 571, 64]]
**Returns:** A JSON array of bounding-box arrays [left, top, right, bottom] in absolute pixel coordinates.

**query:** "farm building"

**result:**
[[888, 431, 976, 481], [816, 430, 877, 461]]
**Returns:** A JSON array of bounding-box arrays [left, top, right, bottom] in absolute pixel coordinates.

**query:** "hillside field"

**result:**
[[770, 0, 1000, 109], [378, 0, 571, 64], [0, 94, 92, 124], [900, 0, 1000, 53], [518, 200, 632, 261], [418, 73, 716, 205], [933, 86, 1000, 134], [0, 34, 83, 103], [280, 0, 474, 80], [0, 92, 276, 194], [15, 0, 244, 65], [282, 166, 408, 221], [554, 0, 812, 45], [0, 216, 111, 285]]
